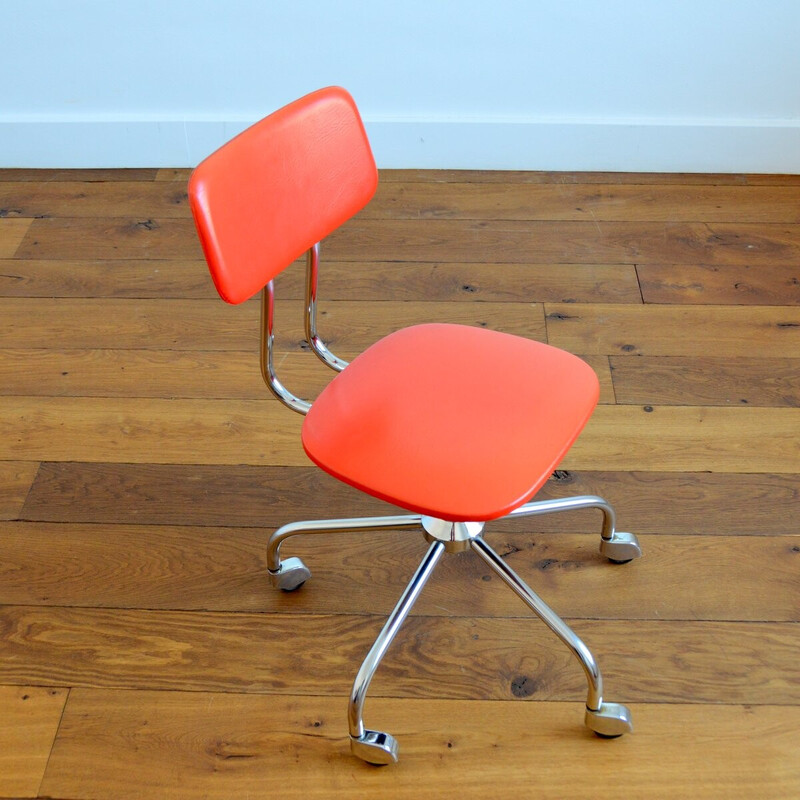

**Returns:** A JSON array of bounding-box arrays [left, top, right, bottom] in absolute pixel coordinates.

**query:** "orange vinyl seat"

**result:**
[[303, 322, 599, 521], [189, 86, 642, 766]]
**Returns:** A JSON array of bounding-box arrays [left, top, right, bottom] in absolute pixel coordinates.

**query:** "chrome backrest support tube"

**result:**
[[305, 243, 349, 372], [260, 283, 312, 415]]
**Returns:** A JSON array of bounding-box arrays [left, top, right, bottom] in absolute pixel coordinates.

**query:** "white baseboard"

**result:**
[[1, 116, 799, 172]]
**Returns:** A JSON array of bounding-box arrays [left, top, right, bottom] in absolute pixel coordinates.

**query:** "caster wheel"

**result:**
[[585, 702, 633, 738], [599, 532, 643, 564], [350, 730, 399, 765], [268, 556, 311, 592]]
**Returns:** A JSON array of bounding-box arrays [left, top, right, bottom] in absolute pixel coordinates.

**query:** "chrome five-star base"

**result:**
[[266, 494, 642, 765]]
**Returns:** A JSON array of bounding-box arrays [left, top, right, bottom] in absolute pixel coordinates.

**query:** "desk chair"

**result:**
[[189, 86, 643, 765]]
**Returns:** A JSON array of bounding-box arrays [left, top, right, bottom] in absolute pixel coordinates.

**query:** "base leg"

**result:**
[[266, 514, 423, 591], [509, 495, 643, 564], [469, 536, 632, 737], [349, 540, 445, 764]]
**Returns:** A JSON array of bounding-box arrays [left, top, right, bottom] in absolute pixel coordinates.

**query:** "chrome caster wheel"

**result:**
[[585, 702, 633, 738], [268, 556, 311, 592], [599, 532, 643, 564], [350, 730, 399, 765]]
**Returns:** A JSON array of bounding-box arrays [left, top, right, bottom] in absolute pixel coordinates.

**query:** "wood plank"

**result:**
[[2, 398, 798, 471], [0, 168, 158, 181], [0, 181, 192, 219], [379, 170, 758, 185], [41, 691, 800, 800], [0, 297, 256, 351], [2, 605, 798, 702], [167, 167, 800, 186], [585, 356, 614, 403], [0, 396, 304, 465], [0, 258, 214, 298], [0, 348, 318, 400], [19, 463, 393, 526], [155, 168, 191, 182], [16, 216, 204, 260], [0, 460, 38, 520], [566, 405, 800, 473], [21, 464, 800, 535], [364, 183, 800, 223], [0, 218, 32, 257], [0, 349, 614, 404], [310, 261, 642, 303], [15, 217, 800, 266], [546, 303, 800, 357], [324, 220, 800, 266], [0, 258, 642, 303], [637, 263, 800, 305], [610, 356, 800, 407], [11, 168, 799, 186], [1, 523, 797, 621], [0, 684, 68, 798], [0, 298, 546, 350]]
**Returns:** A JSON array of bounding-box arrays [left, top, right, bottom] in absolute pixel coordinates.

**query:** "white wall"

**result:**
[[2, 0, 800, 171]]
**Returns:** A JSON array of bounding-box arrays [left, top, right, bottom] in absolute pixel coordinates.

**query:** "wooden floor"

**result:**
[[1, 168, 799, 799]]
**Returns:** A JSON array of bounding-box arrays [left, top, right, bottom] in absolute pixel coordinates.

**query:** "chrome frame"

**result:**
[[259, 243, 347, 415], [265, 496, 642, 764], [259, 282, 311, 414], [267, 514, 423, 583], [257, 246, 642, 762], [470, 536, 602, 709], [305, 243, 349, 372], [349, 541, 445, 765]]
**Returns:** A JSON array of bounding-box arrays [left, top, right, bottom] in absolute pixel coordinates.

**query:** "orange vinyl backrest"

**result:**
[[188, 87, 378, 304]]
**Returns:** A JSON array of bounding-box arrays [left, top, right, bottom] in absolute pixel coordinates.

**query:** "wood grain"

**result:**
[[363, 183, 800, 222], [638, 263, 800, 305], [0, 258, 640, 303], [0, 348, 615, 404], [0, 460, 38, 520], [379, 169, 800, 185], [16, 217, 204, 260], [323, 220, 800, 266], [0, 168, 158, 181], [40, 690, 800, 800], [20, 464, 800, 535], [3, 169, 800, 798], [0, 348, 324, 400], [16, 217, 800, 266], [546, 303, 800, 357], [163, 167, 766, 185], [16, 167, 800, 184], [2, 605, 798, 702], [567, 405, 800, 473], [0, 684, 67, 798], [0, 258, 214, 298], [3, 398, 798, 471], [0, 297, 546, 350], [1, 524, 797, 621], [21, 174, 785, 227], [610, 356, 800, 407], [0, 181, 191, 219], [0, 217, 32, 257], [308, 261, 642, 303], [0, 396, 304, 465], [155, 168, 191, 182]]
